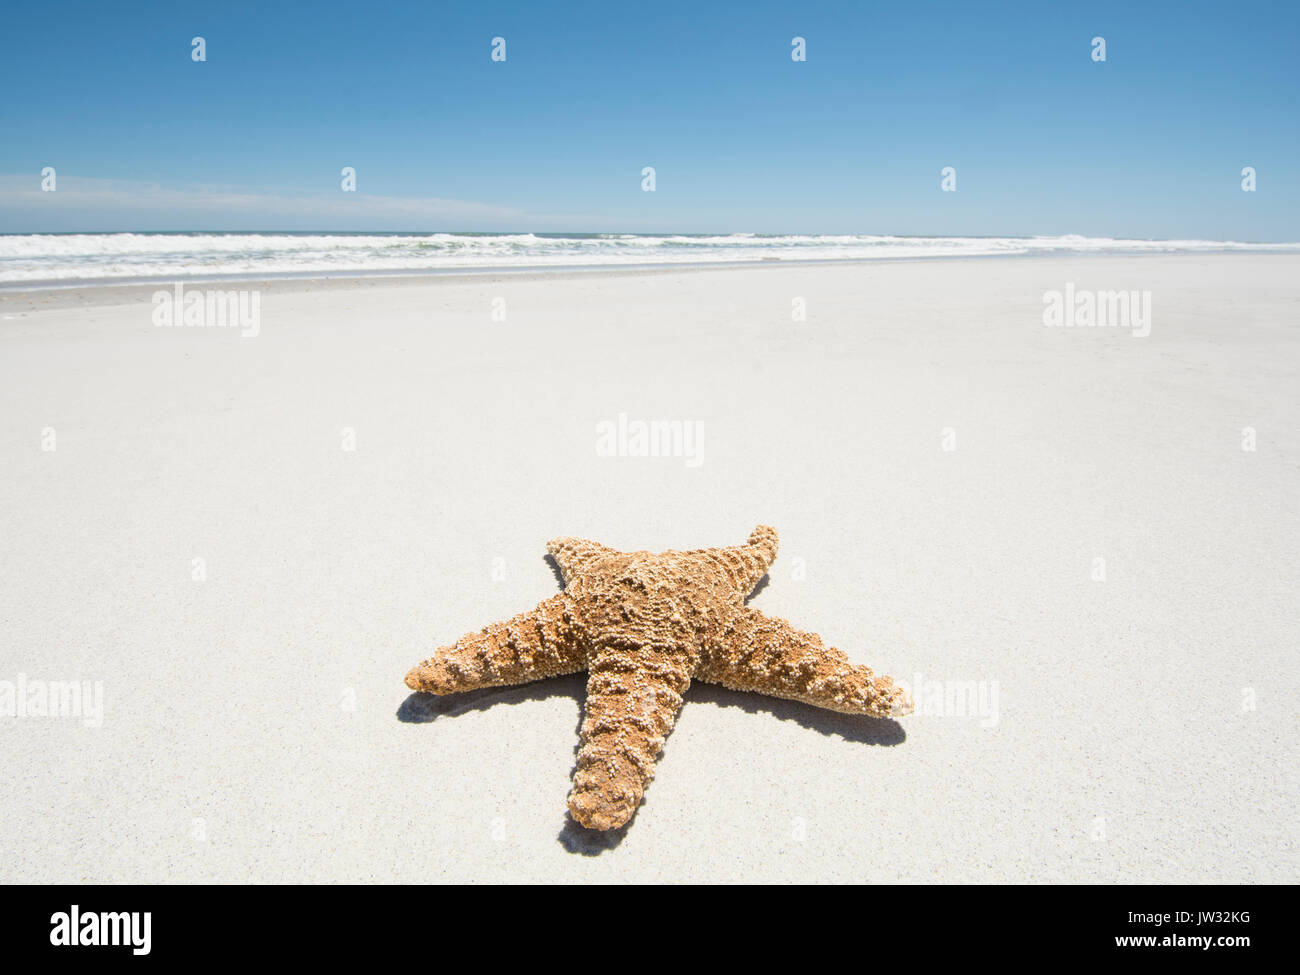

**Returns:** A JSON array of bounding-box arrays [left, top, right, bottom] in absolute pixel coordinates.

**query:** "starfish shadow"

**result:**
[[742, 573, 770, 604], [398, 672, 906, 857], [543, 553, 566, 589], [396, 675, 584, 723], [685, 682, 906, 746]]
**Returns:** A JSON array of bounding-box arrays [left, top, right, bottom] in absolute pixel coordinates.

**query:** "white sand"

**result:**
[[1, 255, 1296, 883]]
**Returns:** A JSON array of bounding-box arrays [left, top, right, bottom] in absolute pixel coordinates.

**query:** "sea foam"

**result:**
[[1, 231, 1297, 284]]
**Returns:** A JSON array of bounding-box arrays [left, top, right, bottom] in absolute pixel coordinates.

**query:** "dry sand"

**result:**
[[1, 255, 1296, 883]]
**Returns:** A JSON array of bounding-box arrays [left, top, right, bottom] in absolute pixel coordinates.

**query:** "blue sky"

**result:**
[[1, 0, 1297, 237]]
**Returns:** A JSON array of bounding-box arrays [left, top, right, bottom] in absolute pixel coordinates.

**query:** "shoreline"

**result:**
[[1, 250, 1292, 312]]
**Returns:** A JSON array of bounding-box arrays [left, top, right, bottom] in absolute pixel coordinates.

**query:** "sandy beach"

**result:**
[[1, 254, 1296, 883]]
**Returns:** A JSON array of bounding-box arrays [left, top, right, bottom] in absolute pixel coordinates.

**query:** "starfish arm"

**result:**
[[404, 594, 585, 694], [546, 536, 614, 586], [567, 641, 693, 830], [709, 524, 780, 598], [699, 607, 914, 718]]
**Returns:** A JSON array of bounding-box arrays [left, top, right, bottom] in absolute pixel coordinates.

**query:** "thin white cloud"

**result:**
[[0, 173, 596, 231]]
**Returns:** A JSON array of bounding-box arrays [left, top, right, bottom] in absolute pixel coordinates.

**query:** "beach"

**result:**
[[1, 253, 1296, 883]]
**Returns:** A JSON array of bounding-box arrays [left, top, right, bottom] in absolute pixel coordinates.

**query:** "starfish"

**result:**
[[404, 526, 913, 830]]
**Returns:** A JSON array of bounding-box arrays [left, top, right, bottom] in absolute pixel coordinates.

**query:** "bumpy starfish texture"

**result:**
[[404, 526, 913, 830]]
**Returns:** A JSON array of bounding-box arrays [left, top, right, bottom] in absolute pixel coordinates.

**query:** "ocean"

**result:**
[[2, 231, 1298, 285]]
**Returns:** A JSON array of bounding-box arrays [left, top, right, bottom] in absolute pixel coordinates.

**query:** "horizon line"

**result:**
[[3, 229, 1299, 245]]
